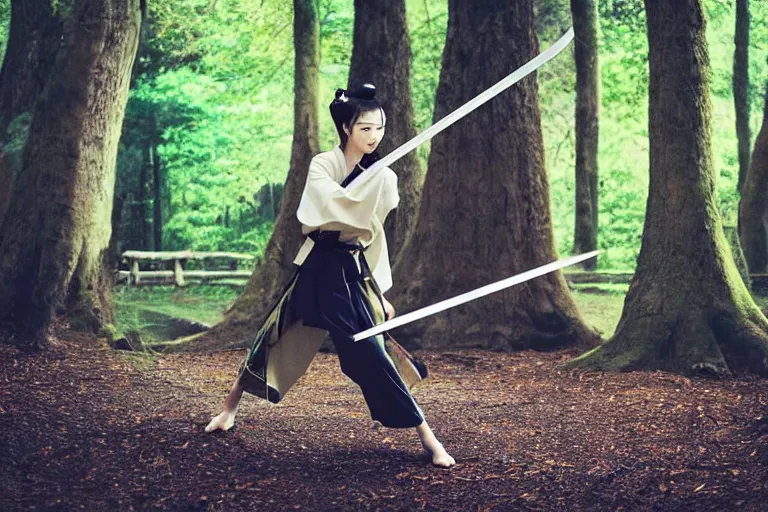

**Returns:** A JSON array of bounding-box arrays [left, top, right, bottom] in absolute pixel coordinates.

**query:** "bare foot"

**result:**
[[415, 421, 455, 467], [421, 439, 456, 468], [204, 410, 236, 432]]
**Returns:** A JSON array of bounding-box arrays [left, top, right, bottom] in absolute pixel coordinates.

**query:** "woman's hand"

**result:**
[[382, 297, 396, 320]]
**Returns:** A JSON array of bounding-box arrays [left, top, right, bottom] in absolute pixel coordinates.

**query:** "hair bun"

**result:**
[[348, 83, 376, 100]]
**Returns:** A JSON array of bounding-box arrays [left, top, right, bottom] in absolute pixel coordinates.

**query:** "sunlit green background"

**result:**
[[1, 0, 766, 271]]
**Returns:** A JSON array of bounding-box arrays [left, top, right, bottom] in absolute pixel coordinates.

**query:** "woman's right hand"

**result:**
[[382, 297, 395, 320]]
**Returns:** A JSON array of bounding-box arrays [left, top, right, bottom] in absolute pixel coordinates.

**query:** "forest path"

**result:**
[[1, 329, 767, 511]]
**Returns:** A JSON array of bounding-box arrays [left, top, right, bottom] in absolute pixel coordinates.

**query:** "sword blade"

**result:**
[[346, 27, 575, 191], [353, 250, 599, 341]]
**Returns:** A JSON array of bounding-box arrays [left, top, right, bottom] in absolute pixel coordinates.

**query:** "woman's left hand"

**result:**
[[382, 297, 395, 320]]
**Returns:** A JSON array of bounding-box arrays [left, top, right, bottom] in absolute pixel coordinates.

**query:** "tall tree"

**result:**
[[181, 0, 320, 349], [734, 0, 750, 193], [0, 0, 63, 140], [150, 137, 163, 251], [139, 144, 151, 249], [0, 152, 10, 221], [0, 0, 64, 228], [739, 85, 768, 273], [0, 0, 142, 349], [569, 0, 768, 376], [571, 0, 600, 269], [387, 0, 598, 351], [347, 0, 423, 258]]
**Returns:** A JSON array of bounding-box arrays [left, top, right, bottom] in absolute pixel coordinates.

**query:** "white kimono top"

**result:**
[[294, 146, 399, 292]]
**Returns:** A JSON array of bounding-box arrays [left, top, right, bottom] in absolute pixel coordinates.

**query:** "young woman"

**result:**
[[205, 84, 455, 468]]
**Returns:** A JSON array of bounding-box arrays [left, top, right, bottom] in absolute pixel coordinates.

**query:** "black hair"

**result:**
[[329, 84, 385, 168]]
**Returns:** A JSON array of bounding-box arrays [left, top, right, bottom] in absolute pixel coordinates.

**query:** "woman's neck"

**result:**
[[342, 145, 363, 174]]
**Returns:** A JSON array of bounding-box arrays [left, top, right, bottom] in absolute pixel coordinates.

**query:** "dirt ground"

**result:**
[[1, 329, 767, 511]]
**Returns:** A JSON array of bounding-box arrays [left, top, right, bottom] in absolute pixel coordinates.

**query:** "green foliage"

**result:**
[[406, 0, 447, 131], [114, 285, 240, 327], [317, 0, 353, 148], [540, 0, 768, 269], [0, 0, 8, 64], [117, 0, 296, 255], [112, 0, 768, 273]]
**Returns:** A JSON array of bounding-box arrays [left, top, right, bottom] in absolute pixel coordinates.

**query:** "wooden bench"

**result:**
[[118, 250, 255, 286]]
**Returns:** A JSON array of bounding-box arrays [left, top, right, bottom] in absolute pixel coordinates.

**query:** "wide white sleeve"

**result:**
[[296, 155, 386, 234], [364, 216, 393, 293]]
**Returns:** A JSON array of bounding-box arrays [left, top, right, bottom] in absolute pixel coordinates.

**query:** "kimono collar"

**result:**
[[333, 145, 364, 188]]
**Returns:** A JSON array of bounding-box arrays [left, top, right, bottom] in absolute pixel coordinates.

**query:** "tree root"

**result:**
[[566, 308, 768, 377]]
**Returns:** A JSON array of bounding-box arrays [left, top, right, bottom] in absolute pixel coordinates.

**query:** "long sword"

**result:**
[[353, 250, 599, 341], [346, 27, 576, 191]]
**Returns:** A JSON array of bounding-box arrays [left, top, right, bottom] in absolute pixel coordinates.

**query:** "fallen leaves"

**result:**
[[2, 333, 768, 511]]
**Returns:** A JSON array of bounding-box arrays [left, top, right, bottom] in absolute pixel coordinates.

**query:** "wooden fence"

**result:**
[[116, 251, 768, 293], [117, 250, 256, 286]]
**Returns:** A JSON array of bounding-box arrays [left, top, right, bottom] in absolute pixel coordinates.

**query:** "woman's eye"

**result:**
[[361, 127, 370, 132]]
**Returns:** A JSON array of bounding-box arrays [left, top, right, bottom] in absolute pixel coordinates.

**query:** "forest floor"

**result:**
[[2, 324, 768, 511]]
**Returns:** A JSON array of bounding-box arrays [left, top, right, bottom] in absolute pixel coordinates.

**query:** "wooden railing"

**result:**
[[116, 252, 768, 293], [117, 250, 255, 286]]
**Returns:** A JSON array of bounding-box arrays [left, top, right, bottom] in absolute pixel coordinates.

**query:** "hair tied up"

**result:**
[[334, 88, 348, 102], [351, 83, 376, 100]]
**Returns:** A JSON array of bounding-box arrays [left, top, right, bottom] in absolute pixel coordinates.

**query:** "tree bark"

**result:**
[[347, 0, 423, 260], [0, 0, 141, 348], [0, 0, 63, 141], [0, 0, 64, 229], [0, 152, 11, 223], [569, 0, 768, 377], [180, 0, 319, 349], [108, 193, 125, 271], [739, 86, 768, 274], [139, 143, 150, 249], [734, 0, 750, 193], [151, 140, 163, 251], [571, 0, 600, 270], [387, 0, 599, 352]]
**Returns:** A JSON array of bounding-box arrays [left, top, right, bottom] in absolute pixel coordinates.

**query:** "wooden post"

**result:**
[[131, 259, 140, 286], [174, 258, 185, 287]]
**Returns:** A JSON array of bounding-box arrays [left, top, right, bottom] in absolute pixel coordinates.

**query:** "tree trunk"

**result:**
[[569, 0, 768, 377], [182, 0, 319, 349], [139, 143, 150, 249], [151, 140, 162, 251], [0, 0, 63, 141], [571, 0, 600, 270], [108, 193, 125, 271], [0, 0, 64, 228], [0, 152, 11, 223], [387, 0, 599, 352], [739, 86, 768, 273], [734, 0, 750, 193], [347, 0, 423, 259], [0, 0, 141, 348]]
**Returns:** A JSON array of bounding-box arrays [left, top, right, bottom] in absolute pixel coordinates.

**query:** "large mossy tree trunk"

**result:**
[[734, 0, 750, 193], [0, 0, 63, 140], [0, 0, 64, 228], [184, 0, 319, 349], [347, 0, 423, 259], [0, 0, 141, 349], [571, 0, 600, 270], [569, 0, 768, 377], [739, 86, 768, 274], [387, 0, 598, 352]]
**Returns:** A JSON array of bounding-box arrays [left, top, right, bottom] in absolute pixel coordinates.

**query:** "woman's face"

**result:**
[[345, 108, 386, 156]]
